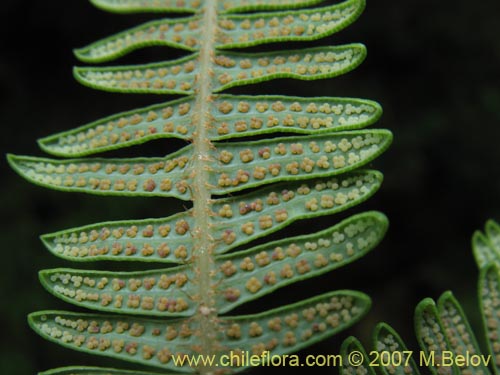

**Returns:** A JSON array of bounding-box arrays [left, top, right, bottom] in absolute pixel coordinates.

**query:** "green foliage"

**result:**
[[8, 130, 390, 199], [37, 95, 382, 157], [30, 291, 370, 372], [343, 220, 500, 375], [8, 0, 390, 373], [89, 0, 327, 14], [340, 336, 376, 375], [39, 212, 387, 316], [473, 220, 500, 268], [372, 323, 419, 375], [72, 45, 367, 94], [76, 0, 364, 58], [38, 367, 164, 375]]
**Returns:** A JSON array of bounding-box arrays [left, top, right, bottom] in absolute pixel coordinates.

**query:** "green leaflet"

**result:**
[[38, 96, 195, 157], [39, 212, 387, 316], [473, 231, 497, 268], [437, 292, 490, 375], [7, 151, 193, 200], [13, 0, 389, 372], [40, 211, 195, 263], [213, 45, 367, 92], [215, 211, 387, 313], [209, 129, 391, 194], [342, 221, 500, 375], [39, 95, 382, 157], [207, 95, 382, 140], [10, 130, 390, 200], [73, 45, 366, 95], [89, 0, 327, 14], [75, 16, 202, 63], [485, 220, 500, 253], [372, 323, 420, 375], [217, 0, 365, 49], [29, 311, 199, 373], [479, 264, 500, 375], [77, 0, 364, 62], [472, 220, 500, 268], [29, 290, 371, 372], [220, 290, 371, 367], [39, 366, 164, 375], [414, 298, 459, 375], [366, 293, 497, 375], [340, 336, 376, 375], [40, 171, 382, 262]]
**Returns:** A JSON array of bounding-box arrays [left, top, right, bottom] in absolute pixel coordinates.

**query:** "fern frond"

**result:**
[[10, 131, 390, 199], [341, 220, 500, 375], [9, 0, 390, 372]]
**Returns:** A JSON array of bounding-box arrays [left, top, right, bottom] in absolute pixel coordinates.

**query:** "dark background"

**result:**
[[2, 0, 500, 373]]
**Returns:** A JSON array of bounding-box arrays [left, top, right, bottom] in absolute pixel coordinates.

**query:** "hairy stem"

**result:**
[[190, 0, 219, 370]]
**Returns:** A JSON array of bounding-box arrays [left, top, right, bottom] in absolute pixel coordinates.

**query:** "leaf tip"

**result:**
[[436, 290, 455, 308], [73, 47, 89, 63], [6, 153, 27, 177]]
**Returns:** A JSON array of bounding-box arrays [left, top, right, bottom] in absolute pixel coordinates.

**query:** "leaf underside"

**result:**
[[340, 336, 376, 375], [39, 95, 382, 157], [10, 0, 392, 373], [473, 220, 500, 268], [39, 211, 387, 317], [30, 290, 371, 372], [76, 0, 365, 61], [73, 45, 367, 94], [9, 130, 391, 200], [479, 263, 500, 375], [39, 170, 383, 263], [373, 323, 420, 375], [90, 0, 327, 14], [39, 366, 164, 375]]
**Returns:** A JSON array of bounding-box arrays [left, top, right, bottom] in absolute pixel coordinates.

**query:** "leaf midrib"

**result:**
[[189, 0, 220, 368]]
